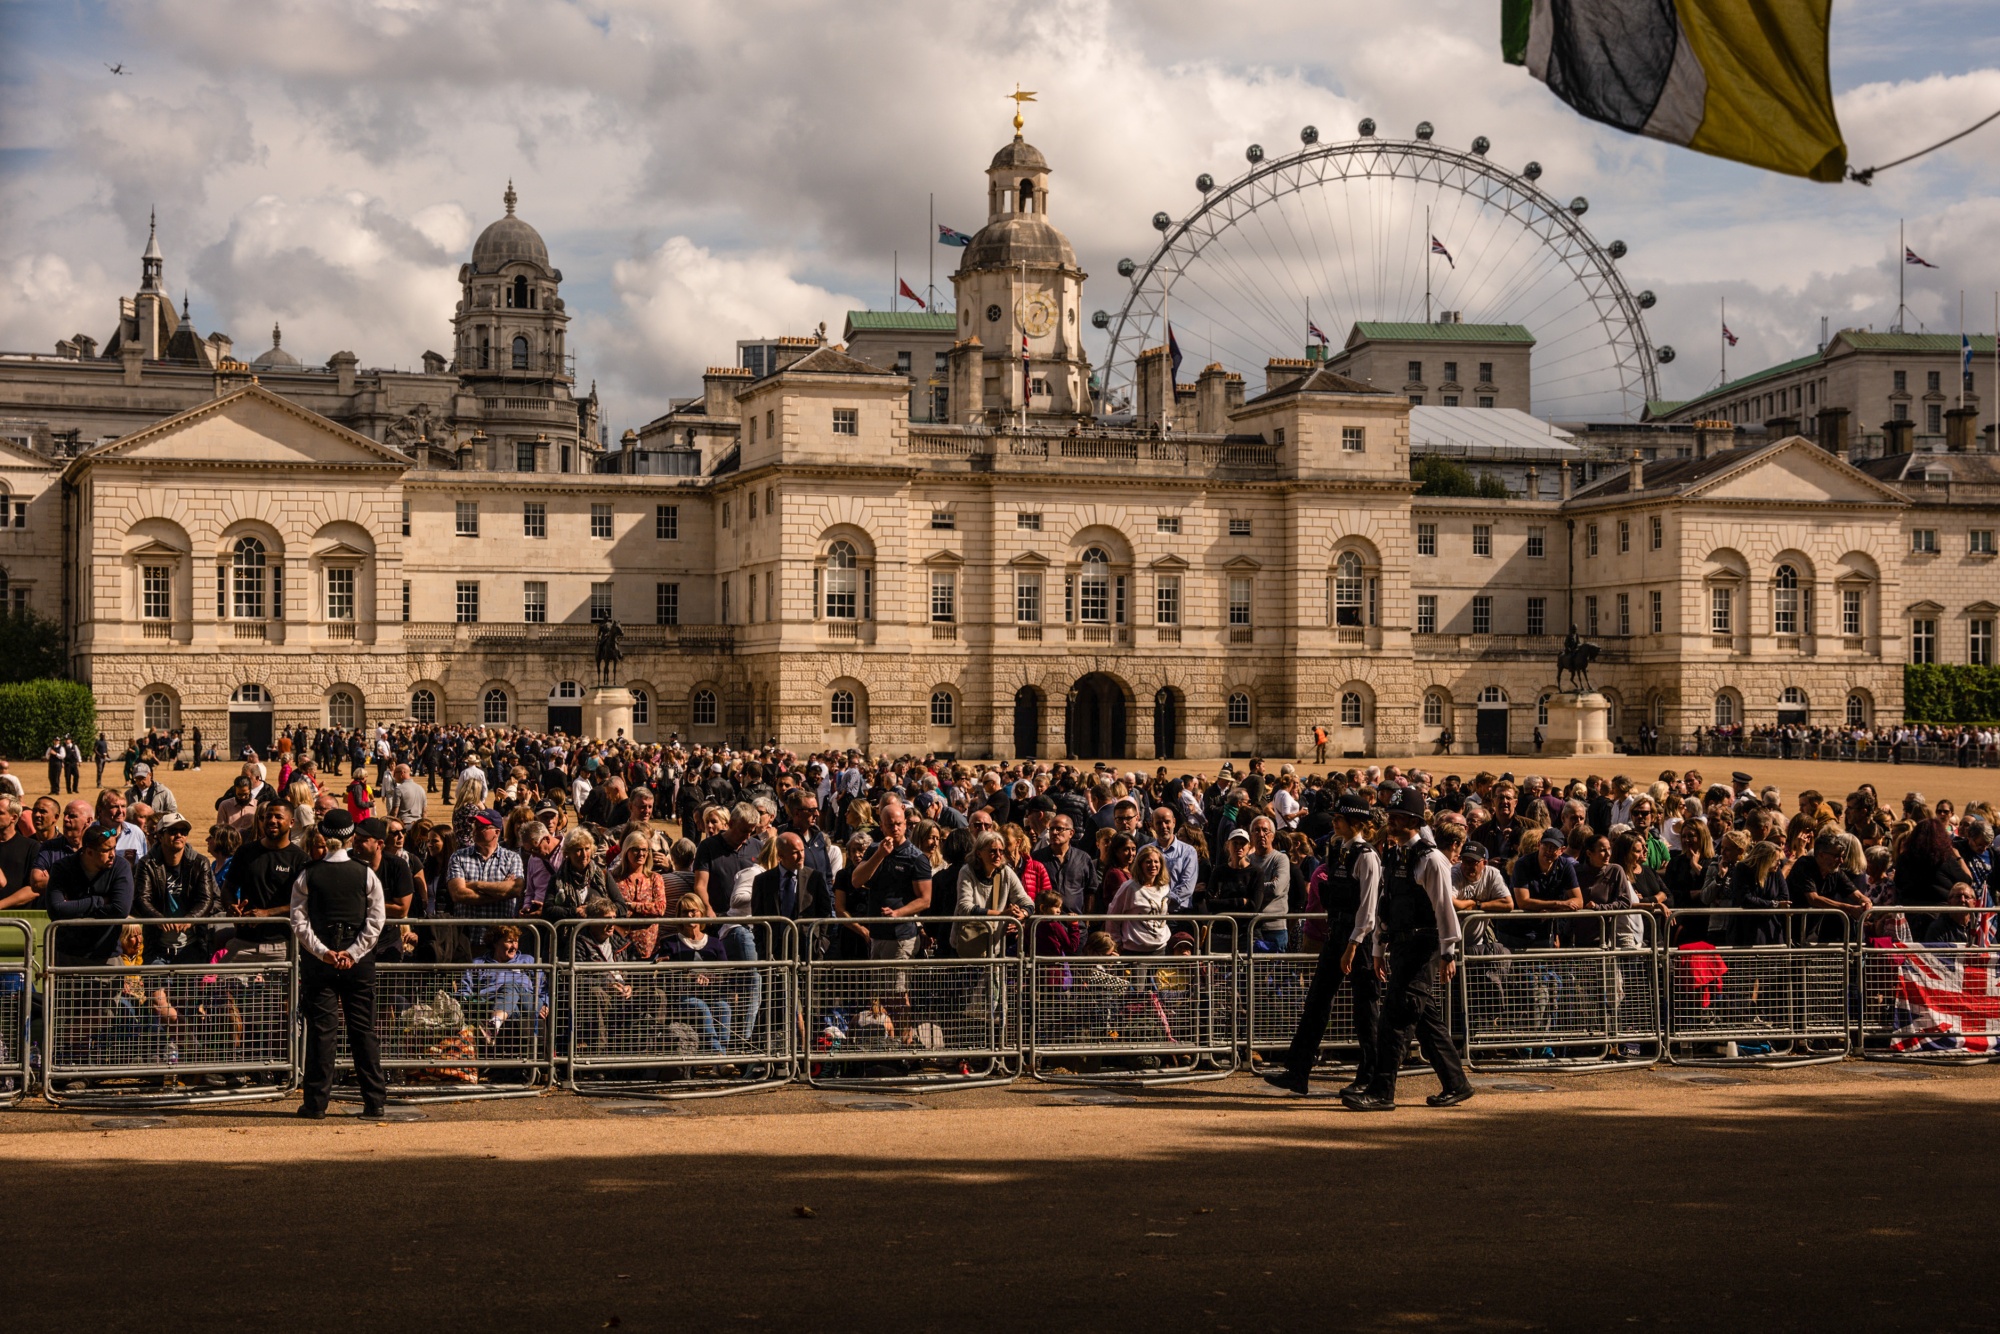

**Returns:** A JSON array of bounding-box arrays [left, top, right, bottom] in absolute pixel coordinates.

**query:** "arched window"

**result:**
[[1019, 179, 1035, 213], [231, 683, 268, 704], [232, 536, 267, 619], [482, 688, 510, 724], [1773, 564, 1799, 635], [691, 689, 717, 727], [512, 275, 529, 309], [824, 540, 858, 619], [1422, 693, 1445, 728], [1714, 693, 1736, 727], [631, 689, 650, 726], [930, 690, 956, 727], [143, 692, 174, 730], [328, 689, 359, 729], [1478, 685, 1507, 705], [410, 688, 437, 724], [1333, 551, 1364, 626], [511, 336, 529, 370], [1846, 693, 1867, 727], [1340, 692, 1364, 727], [830, 690, 856, 727], [1078, 547, 1110, 624], [1227, 692, 1251, 727], [1781, 686, 1807, 706]]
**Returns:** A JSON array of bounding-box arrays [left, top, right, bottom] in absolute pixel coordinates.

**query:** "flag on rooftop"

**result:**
[[1308, 320, 1330, 347], [897, 279, 927, 310], [1430, 236, 1455, 268], [1905, 247, 1938, 269], [1501, 0, 1846, 183], [937, 225, 974, 247], [1965, 333, 1975, 373], [1167, 324, 1183, 380], [1722, 325, 1738, 347]]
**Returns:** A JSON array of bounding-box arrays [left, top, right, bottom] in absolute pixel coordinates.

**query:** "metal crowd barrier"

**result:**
[[338, 917, 556, 1102], [560, 916, 795, 1099], [803, 916, 1020, 1090], [1027, 913, 1239, 1086], [1458, 909, 1664, 1072], [42, 916, 300, 1108], [0, 918, 31, 1105], [1856, 906, 2000, 1064], [1664, 909, 1851, 1066], [1242, 915, 1359, 1075]]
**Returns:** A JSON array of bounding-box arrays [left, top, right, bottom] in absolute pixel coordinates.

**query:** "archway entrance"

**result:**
[[1013, 687, 1042, 759], [1066, 673, 1126, 760], [1152, 687, 1181, 760], [228, 683, 274, 758], [547, 680, 583, 735]]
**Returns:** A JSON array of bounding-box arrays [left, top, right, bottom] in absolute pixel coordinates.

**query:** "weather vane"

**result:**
[[1009, 84, 1037, 136]]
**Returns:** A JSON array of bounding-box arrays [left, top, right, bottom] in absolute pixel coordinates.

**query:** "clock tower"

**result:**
[[950, 117, 1093, 424]]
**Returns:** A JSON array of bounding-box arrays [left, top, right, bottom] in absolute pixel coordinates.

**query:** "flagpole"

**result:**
[[893, 250, 898, 312], [1424, 205, 1432, 326], [1897, 220, 1905, 333], [928, 194, 936, 311], [1720, 297, 1727, 385], [1961, 290, 1967, 412]]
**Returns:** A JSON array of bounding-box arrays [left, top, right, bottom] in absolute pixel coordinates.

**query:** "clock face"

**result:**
[[1016, 295, 1055, 337], [986, 304, 1003, 323]]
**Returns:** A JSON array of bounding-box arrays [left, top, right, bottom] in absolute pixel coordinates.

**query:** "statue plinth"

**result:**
[[1543, 692, 1614, 758], [582, 686, 636, 742]]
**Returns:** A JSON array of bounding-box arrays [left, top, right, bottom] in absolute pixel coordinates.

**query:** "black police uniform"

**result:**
[[1276, 836, 1382, 1090], [1361, 836, 1470, 1104], [295, 851, 388, 1114]]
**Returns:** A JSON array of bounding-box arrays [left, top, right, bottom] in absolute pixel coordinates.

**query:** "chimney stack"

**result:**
[[1524, 465, 1540, 500], [1882, 417, 1914, 456], [1817, 405, 1850, 458], [1628, 449, 1644, 491], [1945, 406, 1977, 453], [1558, 463, 1573, 501]]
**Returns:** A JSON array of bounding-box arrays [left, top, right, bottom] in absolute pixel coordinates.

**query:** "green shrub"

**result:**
[[1903, 664, 2000, 723], [0, 680, 96, 758], [0, 609, 66, 683]]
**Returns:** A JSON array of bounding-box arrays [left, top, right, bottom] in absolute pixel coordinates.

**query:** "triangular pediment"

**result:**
[[76, 383, 411, 469], [1687, 436, 1908, 506], [0, 436, 53, 470], [1150, 554, 1190, 571], [921, 548, 964, 567], [1008, 551, 1051, 568], [1223, 554, 1262, 571], [314, 540, 373, 560], [126, 538, 190, 557]]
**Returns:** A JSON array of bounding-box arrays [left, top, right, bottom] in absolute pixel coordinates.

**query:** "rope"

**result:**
[[1848, 106, 2000, 185]]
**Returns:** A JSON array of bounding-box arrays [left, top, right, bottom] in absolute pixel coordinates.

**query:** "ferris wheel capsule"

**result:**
[[1471, 136, 1490, 155], [1637, 290, 1656, 309], [1246, 144, 1264, 164], [1357, 117, 1376, 136], [1608, 239, 1628, 259], [1415, 121, 1434, 140], [1151, 211, 1172, 231], [1523, 161, 1543, 180], [1300, 125, 1319, 144], [1091, 310, 1110, 329], [1196, 173, 1214, 193], [1117, 257, 1136, 277], [1657, 346, 1677, 363], [1569, 196, 1589, 215]]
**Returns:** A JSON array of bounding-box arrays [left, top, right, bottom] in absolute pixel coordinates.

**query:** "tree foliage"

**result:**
[[1412, 456, 1511, 498], [0, 680, 95, 758], [0, 609, 66, 684], [1903, 664, 2000, 724]]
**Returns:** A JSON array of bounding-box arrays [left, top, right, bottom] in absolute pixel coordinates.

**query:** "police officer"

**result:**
[[287, 808, 388, 1119], [1263, 795, 1382, 1097], [1341, 788, 1474, 1111]]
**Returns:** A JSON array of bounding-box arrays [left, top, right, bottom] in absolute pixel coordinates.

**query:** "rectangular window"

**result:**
[[1472, 524, 1491, 557], [930, 510, 955, 531], [1911, 618, 1937, 665], [1407, 360, 1423, 383], [747, 573, 757, 621], [560, 444, 573, 473], [765, 571, 774, 622], [1416, 523, 1437, 557], [455, 581, 480, 623], [1584, 594, 1599, 637], [523, 502, 546, 538], [1015, 574, 1042, 624], [1065, 575, 1074, 623], [1650, 589, 1663, 634], [1478, 361, 1493, 383], [748, 492, 757, 521], [523, 581, 546, 623], [1711, 586, 1732, 634], [894, 350, 911, 376], [1341, 426, 1365, 453], [655, 582, 679, 626], [1526, 595, 1545, 637], [1228, 577, 1252, 627], [656, 505, 679, 540], [1894, 370, 1908, 393], [722, 501, 731, 529], [1408, 394, 1424, 407], [1616, 591, 1630, 636], [832, 408, 858, 436], [1416, 594, 1437, 634], [590, 582, 613, 623], [1471, 594, 1491, 635], [401, 581, 410, 624], [1272, 427, 1285, 449], [1928, 403, 1943, 434], [1156, 515, 1181, 535], [1018, 512, 1043, 531], [1443, 361, 1458, 383], [1973, 530, 1996, 555], [516, 441, 537, 472], [1927, 370, 1941, 393], [590, 503, 612, 539], [1155, 575, 1180, 625], [1650, 515, 1663, 550], [401, 499, 411, 537], [1842, 588, 1862, 636], [1228, 518, 1253, 537], [1526, 526, 1544, 559], [721, 578, 731, 624], [1442, 395, 1460, 407], [1971, 619, 1995, 667], [1895, 402, 1909, 421], [455, 501, 478, 537], [929, 571, 956, 623], [326, 567, 355, 622], [1586, 523, 1599, 557], [1618, 520, 1630, 554], [142, 566, 171, 620], [1913, 529, 1938, 553]]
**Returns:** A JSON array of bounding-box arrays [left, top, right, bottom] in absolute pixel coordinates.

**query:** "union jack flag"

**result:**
[[1308, 320, 1330, 347], [1723, 325, 1739, 347], [1430, 235, 1455, 268], [1890, 947, 2000, 1053], [1905, 247, 1938, 269]]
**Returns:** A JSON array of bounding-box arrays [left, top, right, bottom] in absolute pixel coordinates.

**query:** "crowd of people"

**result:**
[[1688, 721, 2000, 765], [3, 721, 1994, 1102]]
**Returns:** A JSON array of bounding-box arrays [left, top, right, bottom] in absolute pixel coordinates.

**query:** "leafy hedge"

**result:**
[[0, 680, 96, 758], [1903, 664, 2000, 724], [1412, 456, 1511, 498]]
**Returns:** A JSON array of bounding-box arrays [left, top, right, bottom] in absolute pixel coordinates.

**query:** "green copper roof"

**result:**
[[1349, 322, 1535, 344], [843, 310, 957, 333], [1839, 331, 1996, 354]]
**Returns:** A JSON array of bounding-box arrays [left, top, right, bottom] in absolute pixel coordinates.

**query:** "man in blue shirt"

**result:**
[[849, 796, 932, 1012], [1151, 806, 1199, 912]]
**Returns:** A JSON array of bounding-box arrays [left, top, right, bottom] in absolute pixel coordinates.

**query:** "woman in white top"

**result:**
[[952, 831, 1032, 959], [1108, 843, 1172, 955]]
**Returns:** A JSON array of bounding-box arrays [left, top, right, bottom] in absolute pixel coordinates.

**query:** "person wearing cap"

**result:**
[[46, 822, 136, 966], [1447, 835, 1514, 956], [353, 817, 416, 957], [445, 810, 524, 920], [288, 809, 387, 1119], [1342, 787, 1473, 1111], [1264, 794, 1383, 1097], [136, 811, 220, 959], [126, 763, 178, 817]]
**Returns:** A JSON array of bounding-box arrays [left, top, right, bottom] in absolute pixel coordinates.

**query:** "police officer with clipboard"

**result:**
[[287, 809, 388, 1119], [1263, 794, 1382, 1097], [1341, 788, 1475, 1111]]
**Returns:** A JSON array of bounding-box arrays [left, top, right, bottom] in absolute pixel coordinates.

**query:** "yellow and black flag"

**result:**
[[1502, 0, 1846, 182]]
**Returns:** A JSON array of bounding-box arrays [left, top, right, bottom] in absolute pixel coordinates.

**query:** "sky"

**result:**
[[2, 0, 1997, 430]]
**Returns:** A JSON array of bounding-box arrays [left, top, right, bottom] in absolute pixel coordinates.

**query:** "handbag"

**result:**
[[951, 868, 1015, 957]]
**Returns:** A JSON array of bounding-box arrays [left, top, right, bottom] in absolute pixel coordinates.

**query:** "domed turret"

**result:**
[[251, 322, 302, 370], [469, 181, 550, 274]]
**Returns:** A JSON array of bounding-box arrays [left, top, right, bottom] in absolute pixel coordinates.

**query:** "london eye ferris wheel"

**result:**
[[1092, 120, 1673, 422]]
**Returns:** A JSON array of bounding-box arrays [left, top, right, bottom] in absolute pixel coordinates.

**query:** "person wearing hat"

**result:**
[[289, 808, 387, 1119], [1264, 794, 1383, 1097], [136, 811, 219, 960], [353, 817, 416, 957], [126, 762, 178, 817], [1342, 787, 1474, 1111]]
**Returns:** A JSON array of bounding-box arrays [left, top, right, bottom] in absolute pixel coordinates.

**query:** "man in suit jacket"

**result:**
[[749, 832, 829, 922]]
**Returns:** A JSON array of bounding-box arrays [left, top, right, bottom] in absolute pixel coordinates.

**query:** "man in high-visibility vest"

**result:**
[[1312, 724, 1328, 766]]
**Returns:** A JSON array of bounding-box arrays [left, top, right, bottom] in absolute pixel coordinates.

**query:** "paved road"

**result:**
[[4, 1065, 1994, 1331]]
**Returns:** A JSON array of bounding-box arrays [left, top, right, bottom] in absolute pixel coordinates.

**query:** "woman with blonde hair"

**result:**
[[1107, 842, 1172, 955], [614, 832, 668, 958], [952, 830, 1032, 958], [452, 774, 490, 847]]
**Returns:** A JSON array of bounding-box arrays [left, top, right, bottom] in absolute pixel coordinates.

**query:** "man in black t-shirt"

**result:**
[[355, 817, 415, 958], [848, 796, 933, 1007], [691, 805, 762, 916], [224, 803, 306, 956]]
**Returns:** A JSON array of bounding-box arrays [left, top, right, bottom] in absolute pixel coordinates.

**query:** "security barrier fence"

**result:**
[[9, 910, 1997, 1102]]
